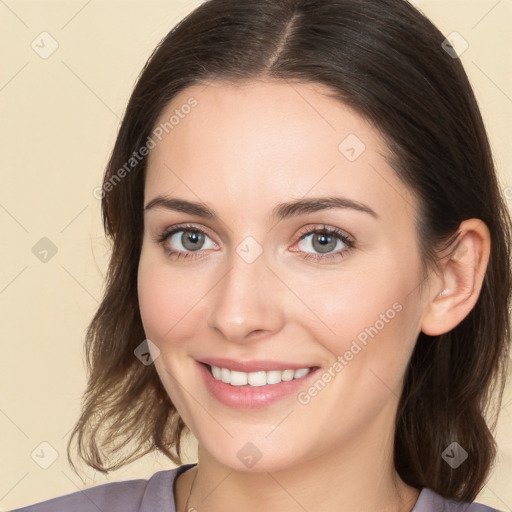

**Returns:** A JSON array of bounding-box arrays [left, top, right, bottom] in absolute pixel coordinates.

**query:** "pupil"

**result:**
[[313, 233, 336, 254], [182, 231, 204, 251]]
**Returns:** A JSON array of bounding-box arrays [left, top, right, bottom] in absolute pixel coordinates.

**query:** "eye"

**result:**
[[154, 223, 355, 263], [155, 223, 217, 260], [292, 225, 355, 263]]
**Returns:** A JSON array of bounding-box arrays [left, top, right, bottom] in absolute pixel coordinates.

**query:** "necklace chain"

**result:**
[[183, 466, 198, 512], [181, 466, 415, 512]]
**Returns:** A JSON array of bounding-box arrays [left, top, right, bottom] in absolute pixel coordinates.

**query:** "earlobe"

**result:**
[[420, 219, 491, 336]]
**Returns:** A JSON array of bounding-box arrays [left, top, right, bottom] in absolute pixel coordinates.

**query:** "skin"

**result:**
[[137, 79, 491, 512]]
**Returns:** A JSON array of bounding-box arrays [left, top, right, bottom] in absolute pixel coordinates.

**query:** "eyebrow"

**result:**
[[144, 196, 379, 222], [144, 195, 379, 221]]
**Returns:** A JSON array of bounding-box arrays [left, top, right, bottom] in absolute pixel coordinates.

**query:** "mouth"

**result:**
[[196, 360, 321, 409], [200, 362, 320, 387]]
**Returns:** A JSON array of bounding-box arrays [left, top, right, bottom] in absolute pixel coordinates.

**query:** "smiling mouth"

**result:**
[[203, 362, 319, 387]]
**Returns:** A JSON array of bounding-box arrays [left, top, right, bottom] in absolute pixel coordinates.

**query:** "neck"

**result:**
[[175, 410, 420, 512]]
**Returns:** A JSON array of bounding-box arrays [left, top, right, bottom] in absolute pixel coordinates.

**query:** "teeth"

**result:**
[[209, 365, 313, 386]]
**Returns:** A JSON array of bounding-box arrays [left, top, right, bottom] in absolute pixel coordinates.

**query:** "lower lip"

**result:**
[[197, 361, 321, 410]]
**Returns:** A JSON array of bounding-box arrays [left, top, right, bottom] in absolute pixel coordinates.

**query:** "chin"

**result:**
[[202, 441, 306, 473]]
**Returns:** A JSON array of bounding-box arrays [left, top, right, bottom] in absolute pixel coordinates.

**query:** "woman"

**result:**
[[12, 0, 511, 511]]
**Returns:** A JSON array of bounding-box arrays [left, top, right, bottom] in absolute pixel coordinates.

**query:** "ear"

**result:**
[[420, 219, 491, 336]]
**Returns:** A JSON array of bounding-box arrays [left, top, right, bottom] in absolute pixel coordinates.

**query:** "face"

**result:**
[[137, 79, 430, 472]]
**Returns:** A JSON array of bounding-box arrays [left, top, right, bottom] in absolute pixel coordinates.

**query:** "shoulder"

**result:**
[[414, 487, 503, 512], [9, 464, 197, 512]]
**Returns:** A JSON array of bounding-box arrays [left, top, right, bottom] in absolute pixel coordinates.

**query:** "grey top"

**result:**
[[10, 463, 501, 512]]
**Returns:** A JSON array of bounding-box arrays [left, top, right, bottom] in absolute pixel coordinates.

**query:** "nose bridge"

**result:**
[[206, 243, 284, 342]]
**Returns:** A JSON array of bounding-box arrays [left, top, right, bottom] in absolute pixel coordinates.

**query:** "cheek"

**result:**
[[292, 261, 422, 372], [137, 251, 213, 347], [292, 272, 422, 434]]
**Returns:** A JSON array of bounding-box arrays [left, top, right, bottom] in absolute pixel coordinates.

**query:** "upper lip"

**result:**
[[198, 357, 320, 373]]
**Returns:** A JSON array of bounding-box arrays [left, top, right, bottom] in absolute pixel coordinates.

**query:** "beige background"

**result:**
[[1, 0, 511, 510]]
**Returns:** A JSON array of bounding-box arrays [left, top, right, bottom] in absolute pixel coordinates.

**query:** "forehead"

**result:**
[[150, 79, 381, 165], [144, 79, 417, 226]]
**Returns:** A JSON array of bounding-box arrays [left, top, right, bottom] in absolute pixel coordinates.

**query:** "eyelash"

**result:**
[[154, 223, 355, 263]]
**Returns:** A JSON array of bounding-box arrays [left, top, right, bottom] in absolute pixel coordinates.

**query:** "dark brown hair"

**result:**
[[67, 0, 512, 502]]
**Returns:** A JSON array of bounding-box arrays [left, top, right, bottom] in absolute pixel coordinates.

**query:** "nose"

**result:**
[[206, 248, 286, 344]]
